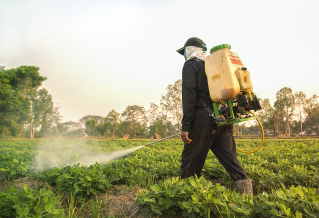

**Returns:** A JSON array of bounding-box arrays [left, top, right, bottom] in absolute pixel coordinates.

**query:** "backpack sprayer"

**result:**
[[145, 44, 264, 153], [204, 44, 264, 153]]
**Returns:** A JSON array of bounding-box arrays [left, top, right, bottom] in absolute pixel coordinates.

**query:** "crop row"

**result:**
[[137, 176, 319, 218], [1, 139, 318, 201]]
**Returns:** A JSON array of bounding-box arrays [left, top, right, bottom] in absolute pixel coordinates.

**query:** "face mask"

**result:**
[[184, 46, 208, 62]]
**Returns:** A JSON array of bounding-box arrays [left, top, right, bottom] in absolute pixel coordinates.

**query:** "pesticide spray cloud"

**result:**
[[32, 139, 144, 172]]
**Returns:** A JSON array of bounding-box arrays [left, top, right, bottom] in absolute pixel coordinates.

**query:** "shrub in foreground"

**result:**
[[0, 185, 64, 218], [136, 176, 319, 218]]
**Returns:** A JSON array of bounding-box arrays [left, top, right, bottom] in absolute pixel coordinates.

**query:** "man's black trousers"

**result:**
[[180, 108, 248, 181]]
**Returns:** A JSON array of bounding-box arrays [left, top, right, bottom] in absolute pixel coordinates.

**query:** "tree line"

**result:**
[[65, 79, 183, 138], [0, 65, 183, 138], [69, 87, 319, 138], [1, 66, 318, 138], [259, 87, 319, 137]]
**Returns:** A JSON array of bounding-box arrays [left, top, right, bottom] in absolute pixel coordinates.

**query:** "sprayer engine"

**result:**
[[213, 91, 262, 125], [235, 92, 262, 114]]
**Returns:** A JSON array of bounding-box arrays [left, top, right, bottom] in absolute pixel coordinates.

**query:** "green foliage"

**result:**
[[137, 176, 319, 218], [39, 163, 112, 201], [258, 88, 317, 136], [148, 118, 176, 137], [160, 80, 182, 136], [305, 95, 319, 134], [259, 99, 275, 132], [0, 140, 37, 178], [0, 185, 64, 218], [116, 121, 134, 137], [90, 194, 108, 218], [0, 66, 62, 138], [2, 139, 319, 189], [29, 88, 61, 138], [0, 67, 34, 137], [1, 139, 319, 214], [95, 122, 109, 137], [10, 66, 47, 89], [121, 105, 147, 137], [148, 119, 164, 137], [92, 110, 122, 137], [274, 87, 295, 136], [57, 123, 69, 135], [104, 110, 121, 137], [85, 119, 97, 136]]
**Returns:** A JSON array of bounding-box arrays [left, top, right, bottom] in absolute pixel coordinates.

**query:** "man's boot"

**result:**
[[235, 179, 253, 195]]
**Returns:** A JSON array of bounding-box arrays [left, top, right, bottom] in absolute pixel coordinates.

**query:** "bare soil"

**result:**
[[0, 176, 46, 192], [81, 185, 146, 218]]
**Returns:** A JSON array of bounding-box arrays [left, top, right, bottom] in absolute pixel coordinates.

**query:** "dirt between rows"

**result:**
[[82, 186, 183, 218]]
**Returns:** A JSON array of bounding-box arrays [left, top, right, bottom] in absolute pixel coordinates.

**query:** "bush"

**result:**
[[0, 185, 64, 218], [136, 176, 319, 218]]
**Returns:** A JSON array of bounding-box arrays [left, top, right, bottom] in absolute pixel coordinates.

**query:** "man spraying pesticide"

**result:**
[[142, 38, 263, 195], [176, 37, 264, 195]]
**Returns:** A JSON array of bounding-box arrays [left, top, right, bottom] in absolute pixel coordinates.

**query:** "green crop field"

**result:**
[[0, 139, 318, 217]]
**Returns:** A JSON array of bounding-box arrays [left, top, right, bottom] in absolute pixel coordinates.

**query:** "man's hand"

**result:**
[[181, 131, 192, 144]]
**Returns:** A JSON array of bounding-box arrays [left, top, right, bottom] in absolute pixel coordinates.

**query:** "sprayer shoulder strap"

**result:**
[[187, 58, 215, 117], [190, 58, 214, 117], [200, 98, 215, 117]]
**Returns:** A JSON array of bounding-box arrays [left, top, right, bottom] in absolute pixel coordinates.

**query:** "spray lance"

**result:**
[[143, 133, 181, 147], [143, 44, 264, 153]]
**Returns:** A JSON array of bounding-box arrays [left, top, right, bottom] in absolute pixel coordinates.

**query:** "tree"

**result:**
[[305, 95, 319, 134], [28, 88, 61, 138], [147, 103, 160, 127], [62, 121, 84, 136], [117, 121, 135, 137], [274, 87, 295, 137], [85, 119, 97, 135], [160, 88, 174, 138], [294, 91, 307, 136], [79, 115, 104, 125], [148, 119, 163, 137], [121, 105, 147, 137], [147, 102, 164, 137], [95, 122, 109, 137], [160, 80, 182, 137], [171, 80, 182, 132], [0, 75, 30, 137], [57, 123, 68, 135], [0, 66, 46, 137], [148, 116, 176, 138], [105, 110, 121, 137], [259, 99, 275, 136]]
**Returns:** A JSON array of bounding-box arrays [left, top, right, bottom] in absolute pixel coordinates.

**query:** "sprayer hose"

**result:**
[[236, 110, 264, 154]]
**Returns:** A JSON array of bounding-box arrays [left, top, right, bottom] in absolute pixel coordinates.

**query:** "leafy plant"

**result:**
[[0, 185, 64, 218], [136, 176, 319, 218], [1, 139, 319, 216]]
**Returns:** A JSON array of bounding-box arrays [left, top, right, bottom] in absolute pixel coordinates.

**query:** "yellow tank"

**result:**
[[235, 69, 253, 91], [205, 44, 252, 102]]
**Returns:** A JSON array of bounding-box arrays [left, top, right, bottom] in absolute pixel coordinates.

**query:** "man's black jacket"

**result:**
[[181, 58, 213, 132]]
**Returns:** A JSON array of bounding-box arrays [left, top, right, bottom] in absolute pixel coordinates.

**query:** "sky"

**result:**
[[1, 0, 319, 122]]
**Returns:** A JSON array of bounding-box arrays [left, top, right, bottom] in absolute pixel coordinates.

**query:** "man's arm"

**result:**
[[181, 61, 198, 133]]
